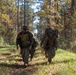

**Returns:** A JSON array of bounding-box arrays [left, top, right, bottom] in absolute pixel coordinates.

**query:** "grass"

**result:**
[[35, 49, 76, 75], [0, 45, 76, 75]]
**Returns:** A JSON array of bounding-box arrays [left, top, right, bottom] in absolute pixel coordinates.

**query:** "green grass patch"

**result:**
[[0, 46, 76, 75], [35, 49, 76, 75]]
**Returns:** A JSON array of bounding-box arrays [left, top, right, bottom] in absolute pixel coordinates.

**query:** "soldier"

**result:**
[[29, 38, 38, 61], [40, 27, 58, 63], [16, 26, 33, 67]]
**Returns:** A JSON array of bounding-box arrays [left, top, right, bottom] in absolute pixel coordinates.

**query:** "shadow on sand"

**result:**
[[0, 63, 25, 69]]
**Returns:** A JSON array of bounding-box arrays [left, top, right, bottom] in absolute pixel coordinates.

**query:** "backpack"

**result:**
[[42, 28, 57, 49], [43, 35, 54, 49], [20, 33, 30, 47]]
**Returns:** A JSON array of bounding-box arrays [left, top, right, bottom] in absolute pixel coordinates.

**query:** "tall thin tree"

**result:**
[[17, 0, 20, 32], [71, 0, 74, 15], [24, 0, 26, 26]]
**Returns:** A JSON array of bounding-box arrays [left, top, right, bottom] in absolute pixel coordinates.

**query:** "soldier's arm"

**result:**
[[16, 33, 21, 50], [40, 34, 46, 47], [28, 32, 33, 49]]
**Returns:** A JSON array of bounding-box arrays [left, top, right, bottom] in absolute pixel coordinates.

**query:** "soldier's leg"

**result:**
[[24, 48, 29, 65], [51, 48, 55, 58], [21, 49, 25, 61], [48, 50, 52, 63], [45, 50, 48, 58], [30, 48, 35, 61], [47, 49, 52, 63], [48, 48, 55, 63]]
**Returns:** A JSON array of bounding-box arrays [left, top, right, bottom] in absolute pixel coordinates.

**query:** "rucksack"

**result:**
[[43, 35, 54, 49], [20, 33, 30, 47], [41, 28, 57, 49]]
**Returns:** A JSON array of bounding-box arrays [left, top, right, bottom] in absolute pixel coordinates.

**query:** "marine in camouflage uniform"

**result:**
[[16, 26, 33, 66], [41, 27, 58, 63]]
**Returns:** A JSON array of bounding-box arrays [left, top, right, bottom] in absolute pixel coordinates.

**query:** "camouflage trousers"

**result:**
[[21, 48, 29, 64], [29, 48, 35, 60], [45, 47, 55, 62]]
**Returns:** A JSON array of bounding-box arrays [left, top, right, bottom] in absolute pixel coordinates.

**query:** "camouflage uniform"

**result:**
[[16, 26, 33, 66], [41, 28, 58, 63]]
